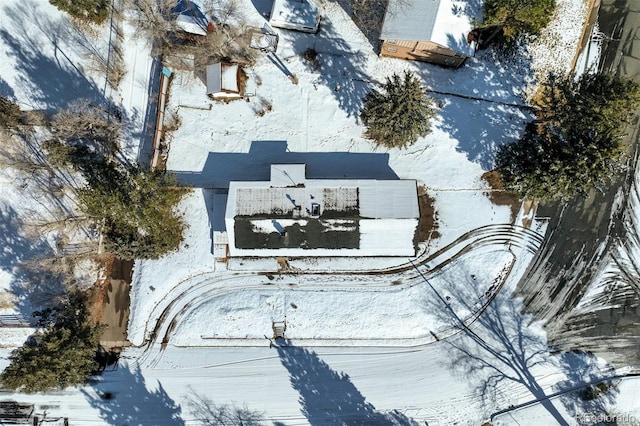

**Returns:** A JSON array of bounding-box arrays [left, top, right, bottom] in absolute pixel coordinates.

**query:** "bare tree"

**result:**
[[192, 24, 257, 67], [202, 0, 244, 26], [127, 0, 180, 50], [50, 99, 121, 157], [186, 391, 265, 426], [0, 135, 47, 173]]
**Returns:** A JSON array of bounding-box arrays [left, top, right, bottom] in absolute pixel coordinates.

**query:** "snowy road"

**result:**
[[514, 0, 640, 369], [112, 307, 603, 426], [4, 309, 620, 426]]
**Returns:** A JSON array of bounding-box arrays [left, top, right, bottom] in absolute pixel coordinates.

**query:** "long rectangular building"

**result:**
[[224, 164, 419, 257]]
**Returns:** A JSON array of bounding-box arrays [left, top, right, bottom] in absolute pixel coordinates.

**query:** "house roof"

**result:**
[[174, 0, 208, 36], [380, 0, 475, 55], [229, 164, 418, 220], [270, 0, 319, 30], [224, 164, 419, 256]]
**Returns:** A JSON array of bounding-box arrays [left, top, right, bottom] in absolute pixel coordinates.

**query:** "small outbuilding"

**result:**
[[269, 0, 321, 33], [379, 0, 476, 67], [206, 62, 242, 99], [249, 25, 279, 53]]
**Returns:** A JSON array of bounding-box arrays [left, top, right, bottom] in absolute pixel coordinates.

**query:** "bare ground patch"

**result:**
[[417, 185, 439, 242], [88, 253, 115, 324], [482, 171, 521, 224]]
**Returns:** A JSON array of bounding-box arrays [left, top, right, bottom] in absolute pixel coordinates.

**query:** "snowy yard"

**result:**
[[1, 0, 638, 424]]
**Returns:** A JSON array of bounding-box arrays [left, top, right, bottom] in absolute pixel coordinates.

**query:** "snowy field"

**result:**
[[169, 248, 517, 345], [1, 0, 639, 424]]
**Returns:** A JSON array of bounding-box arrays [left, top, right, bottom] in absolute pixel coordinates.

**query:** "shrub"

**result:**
[[50, 0, 111, 24], [0, 97, 21, 128]]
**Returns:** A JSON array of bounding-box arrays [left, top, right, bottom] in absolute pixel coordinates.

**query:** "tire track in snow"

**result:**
[[136, 224, 545, 368]]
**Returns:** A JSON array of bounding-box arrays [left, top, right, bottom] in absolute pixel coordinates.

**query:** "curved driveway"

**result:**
[[137, 223, 545, 368]]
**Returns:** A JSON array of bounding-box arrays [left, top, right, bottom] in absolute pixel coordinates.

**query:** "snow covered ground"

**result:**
[[2, 0, 638, 424]]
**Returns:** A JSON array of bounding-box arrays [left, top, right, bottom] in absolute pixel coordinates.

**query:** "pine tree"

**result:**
[[0, 290, 103, 393], [537, 73, 640, 137], [496, 73, 640, 200], [360, 71, 436, 149], [78, 162, 188, 260], [482, 0, 556, 41]]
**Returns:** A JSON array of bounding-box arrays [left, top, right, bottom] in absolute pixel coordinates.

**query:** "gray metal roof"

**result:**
[[205, 63, 221, 94], [380, 0, 441, 42], [224, 164, 419, 256]]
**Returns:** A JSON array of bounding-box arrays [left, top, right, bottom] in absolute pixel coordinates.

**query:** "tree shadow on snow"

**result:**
[[434, 96, 531, 170], [0, 77, 16, 100], [82, 363, 184, 426], [248, 0, 273, 18], [0, 130, 99, 318], [276, 341, 418, 425], [553, 350, 620, 420], [419, 260, 618, 424], [282, 18, 373, 121], [412, 47, 536, 170], [0, 0, 106, 112], [174, 140, 398, 189], [0, 205, 67, 321], [184, 388, 265, 425]]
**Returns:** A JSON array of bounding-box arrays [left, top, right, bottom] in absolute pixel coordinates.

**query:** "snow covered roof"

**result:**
[[230, 164, 418, 219], [206, 62, 240, 95], [225, 164, 419, 256], [269, 0, 320, 32], [174, 0, 208, 36], [380, 0, 475, 55]]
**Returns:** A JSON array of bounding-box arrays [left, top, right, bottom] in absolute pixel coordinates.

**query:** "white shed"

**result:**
[[206, 62, 241, 99], [269, 0, 320, 33]]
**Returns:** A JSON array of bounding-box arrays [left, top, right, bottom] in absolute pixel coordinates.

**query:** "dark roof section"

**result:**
[[0, 400, 34, 424]]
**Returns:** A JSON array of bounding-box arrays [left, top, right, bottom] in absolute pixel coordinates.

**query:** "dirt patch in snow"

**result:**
[[88, 254, 115, 324], [482, 172, 521, 223], [417, 188, 439, 242]]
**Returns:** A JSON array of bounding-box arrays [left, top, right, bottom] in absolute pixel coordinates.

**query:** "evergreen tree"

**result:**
[[496, 73, 640, 200], [49, 0, 111, 23], [42, 139, 84, 167], [536, 73, 640, 136], [0, 290, 103, 393], [360, 71, 436, 149], [42, 99, 187, 260], [78, 162, 188, 260], [483, 0, 556, 41]]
